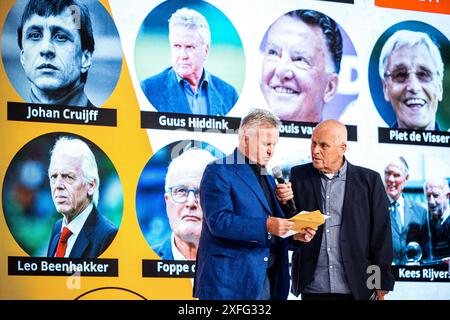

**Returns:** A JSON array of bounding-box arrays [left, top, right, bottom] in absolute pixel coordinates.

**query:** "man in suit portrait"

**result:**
[[140, 8, 239, 116], [384, 157, 428, 264], [193, 108, 315, 300], [47, 137, 117, 258], [379, 30, 444, 131], [276, 120, 395, 300], [424, 178, 450, 260], [17, 0, 96, 107], [153, 148, 215, 260]]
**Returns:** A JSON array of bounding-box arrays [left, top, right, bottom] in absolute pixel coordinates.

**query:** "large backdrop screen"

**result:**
[[0, 0, 449, 300]]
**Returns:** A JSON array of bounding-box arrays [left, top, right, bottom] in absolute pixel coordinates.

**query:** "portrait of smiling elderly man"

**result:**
[[260, 9, 342, 123], [17, 0, 96, 107], [379, 30, 444, 131]]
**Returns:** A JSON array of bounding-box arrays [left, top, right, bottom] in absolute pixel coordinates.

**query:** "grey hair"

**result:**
[[239, 108, 281, 137], [168, 8, 211, 45], [423, 177, 450, 194], [386, 156, 409, 176], [379, 30, 444, 82], [49, 137, 100, 207]]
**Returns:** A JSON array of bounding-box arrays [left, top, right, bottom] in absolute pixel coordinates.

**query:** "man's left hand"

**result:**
[[293, 228, 316, 242]]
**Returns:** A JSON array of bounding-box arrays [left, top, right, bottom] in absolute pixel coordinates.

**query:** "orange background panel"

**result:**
[[375, 0, 450, 15]]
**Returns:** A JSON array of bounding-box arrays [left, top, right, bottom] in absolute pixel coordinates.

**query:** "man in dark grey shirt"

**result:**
[[304, 161, 351, 296], [276, 120, 394, 300]]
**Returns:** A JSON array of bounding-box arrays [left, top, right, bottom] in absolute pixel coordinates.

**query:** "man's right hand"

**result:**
[[275, 182, 294, 204], [266, 216, 294, 237]]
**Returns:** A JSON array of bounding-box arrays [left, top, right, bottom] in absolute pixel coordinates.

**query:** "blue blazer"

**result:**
[[140, 67, 239, 115], [391, 197, 428, 264], [193, 149, 290, 300], [47, 207, 118, 258], [289, 162, 395, 300], [153, 237, 174, 260]]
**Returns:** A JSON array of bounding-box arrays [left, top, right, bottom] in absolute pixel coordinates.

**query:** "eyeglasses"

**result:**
[[168, 185, 200, 203], [384, 69, 436, 84]]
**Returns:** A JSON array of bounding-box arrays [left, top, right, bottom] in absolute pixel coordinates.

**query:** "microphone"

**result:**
[[272, 166, 297, 214]]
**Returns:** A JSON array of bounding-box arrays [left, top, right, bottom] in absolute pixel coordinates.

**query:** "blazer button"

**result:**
[[264, 257, 268, 262]]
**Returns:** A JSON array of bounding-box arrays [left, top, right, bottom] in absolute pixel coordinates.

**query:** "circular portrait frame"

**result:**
[[135, 140, 224, 260], [368, 21, 450, 131], [1, 0, 123, 107], [134, 0, 245, 115], [258, 8, 360, 122], [2, 132, 123, 257]]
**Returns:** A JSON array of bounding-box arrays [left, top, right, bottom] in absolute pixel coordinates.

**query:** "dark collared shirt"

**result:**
[[246, 156, 277, 269], [176, 70, 210, 115], [304, 160, 351, 294], [248, 163, 275, 215], [29, 82, 95, 108]]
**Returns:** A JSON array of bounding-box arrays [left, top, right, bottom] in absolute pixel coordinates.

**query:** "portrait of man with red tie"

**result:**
[[46, 137, 117, 258]]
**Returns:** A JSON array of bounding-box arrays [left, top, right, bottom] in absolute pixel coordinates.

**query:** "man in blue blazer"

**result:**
[[140, 8, 238, 116], [193, 109, 315, 300], [46, 137, 117, 258], [384, 157, 428, 264], [277, 120, 395, 300]]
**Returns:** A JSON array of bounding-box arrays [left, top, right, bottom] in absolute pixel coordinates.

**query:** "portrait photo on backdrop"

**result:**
[[379, 30, 444, 131], [423, 178, 450, 261], [46, 137, 118, 258], [369, 21, 450, 132], [137, 4, 243, 116], [384, 156, 428, 265], [2, 0, 122, 107], [259, 9, 359, 123], [136, 140, 224, 261], [2, 133, 123, 257], [154, 148, 216, 260]]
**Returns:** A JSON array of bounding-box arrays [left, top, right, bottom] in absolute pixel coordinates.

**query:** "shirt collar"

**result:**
[[62, 203, 93, 236], [171, 233, 187, 261], [388, 195, 404, 208], [237, 149, 268, 175], [320, 158, 347, 179], [440, 208, 450, 224], [175, 69, 209, 88], [29, 82, 88, 106]]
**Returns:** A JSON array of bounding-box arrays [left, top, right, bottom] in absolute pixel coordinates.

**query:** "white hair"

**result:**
[[49, 137, 100, 206], [379, 30, 444, 82], [385, 156, 409, 176], [423, 177, 450, 194], [165, 148, 215, 192], [168, 8, 211, 45]]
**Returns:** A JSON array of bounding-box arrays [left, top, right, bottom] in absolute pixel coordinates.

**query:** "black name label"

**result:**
[[379, 128, 450, 147], [141, 112, 357, 141], [8, 256, 118, 277], [142, 259, 195, 278], [7, 102, 117, 127], [278, 121, 357, 141], [141, 112, 239, 134], [393, 265, 450, 282]]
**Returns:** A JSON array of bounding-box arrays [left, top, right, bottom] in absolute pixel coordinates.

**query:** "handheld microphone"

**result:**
[[272, 166, 297, 214]]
